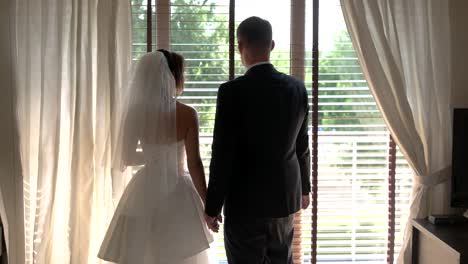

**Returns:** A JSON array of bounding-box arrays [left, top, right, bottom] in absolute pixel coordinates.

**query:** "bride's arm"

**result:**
[[121, 108, 145, 167], [124, 145, 144, 166], [185, 108, 208, 203]]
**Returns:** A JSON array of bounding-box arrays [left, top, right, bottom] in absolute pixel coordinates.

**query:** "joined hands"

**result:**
[[204, 213, 223, 233]]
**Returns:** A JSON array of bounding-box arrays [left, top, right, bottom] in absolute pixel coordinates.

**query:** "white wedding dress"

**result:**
[[97, 52, 216, 264], [98, 141, 215, 264]]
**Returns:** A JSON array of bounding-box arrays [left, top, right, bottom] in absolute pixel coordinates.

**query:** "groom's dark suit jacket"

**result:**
[[205, 63, 311, 218]]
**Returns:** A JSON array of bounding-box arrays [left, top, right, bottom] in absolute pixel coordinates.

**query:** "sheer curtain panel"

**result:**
[[0, 0, 24, 263], [7, 0, 133, 263], [341, 0, 452, 263]]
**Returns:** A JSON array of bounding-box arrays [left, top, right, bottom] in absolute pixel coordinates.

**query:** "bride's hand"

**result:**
[[204, 213, 222, 233], [302, 194, 311, 210]]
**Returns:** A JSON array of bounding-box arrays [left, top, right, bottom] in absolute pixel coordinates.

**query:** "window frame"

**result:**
[[137, 1, 401, 263]]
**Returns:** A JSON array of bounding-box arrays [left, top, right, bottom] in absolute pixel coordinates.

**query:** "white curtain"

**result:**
[[0, 0, 24, 263], [2, 0, 133, 263], [340, 0, 452, 263]]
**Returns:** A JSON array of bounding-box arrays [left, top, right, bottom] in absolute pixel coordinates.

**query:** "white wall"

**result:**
[[436, 0, 468, 212], [432, 0, 468, 215], [0, 1, 24, 263], [451, 0, 468, 108]]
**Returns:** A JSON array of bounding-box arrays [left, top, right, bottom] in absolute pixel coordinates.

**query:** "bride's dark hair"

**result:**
[[158, 49, 185, 95]]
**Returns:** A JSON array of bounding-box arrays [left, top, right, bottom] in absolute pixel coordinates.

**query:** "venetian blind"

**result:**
[[313, 1, 412, 263], [131, 0, 413, 263], [170, 0, 230, 261]]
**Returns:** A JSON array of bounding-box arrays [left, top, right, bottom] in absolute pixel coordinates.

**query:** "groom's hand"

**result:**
[[204, 213, 222, 233], [302, 194, 311, 210]]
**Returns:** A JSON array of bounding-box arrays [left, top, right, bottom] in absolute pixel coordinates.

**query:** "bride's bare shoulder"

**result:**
[[176, 101, 198, 122]]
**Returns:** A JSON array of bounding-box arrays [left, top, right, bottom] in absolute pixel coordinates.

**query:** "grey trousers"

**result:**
[[224, 214, 294, 264]]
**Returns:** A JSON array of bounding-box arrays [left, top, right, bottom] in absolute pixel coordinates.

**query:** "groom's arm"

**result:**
[[296, 88, 311, 195], [205, 84, 236, 217]]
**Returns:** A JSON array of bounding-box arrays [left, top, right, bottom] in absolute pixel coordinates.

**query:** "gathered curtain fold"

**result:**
[[0, 0, 133, 263], [340, 0, 452, 263]]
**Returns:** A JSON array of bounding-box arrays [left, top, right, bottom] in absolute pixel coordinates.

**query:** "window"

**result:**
[[234, 0, 291, 76], [131, 0, 413, 263], [171, 0, 230, 259], [314, 2, 412, 263]]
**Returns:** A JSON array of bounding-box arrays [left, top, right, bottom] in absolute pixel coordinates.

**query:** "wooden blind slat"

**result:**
[[146, 0, 153, 52], [291, 0, 306, 261], [156, 0, 170, 49], [387, 136, 397, 264], [311, 0, 319, 263]]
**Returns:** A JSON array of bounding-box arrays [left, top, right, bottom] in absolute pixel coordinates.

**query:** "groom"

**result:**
[[205, 16, 311, 264]]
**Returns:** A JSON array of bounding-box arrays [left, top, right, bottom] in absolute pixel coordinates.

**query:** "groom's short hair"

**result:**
[[237, 16, 272, 52]]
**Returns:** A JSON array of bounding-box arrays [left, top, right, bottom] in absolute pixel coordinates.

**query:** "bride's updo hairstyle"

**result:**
[[158, 49, 185, 96]]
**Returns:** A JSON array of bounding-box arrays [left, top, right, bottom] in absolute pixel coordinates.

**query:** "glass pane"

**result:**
[[131, 0, 157, 59], [235, 0, 291, 76], [316, 1, 412, 263], [129, 1, 414, 263], [170, 0, 230, 262]]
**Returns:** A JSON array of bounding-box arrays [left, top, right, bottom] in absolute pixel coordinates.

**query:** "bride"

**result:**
[[97, 50, 216, 264]]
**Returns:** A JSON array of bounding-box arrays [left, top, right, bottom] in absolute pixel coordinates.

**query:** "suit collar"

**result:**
[[244, 63, 276, 77], [246, 61, 271, 71]]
